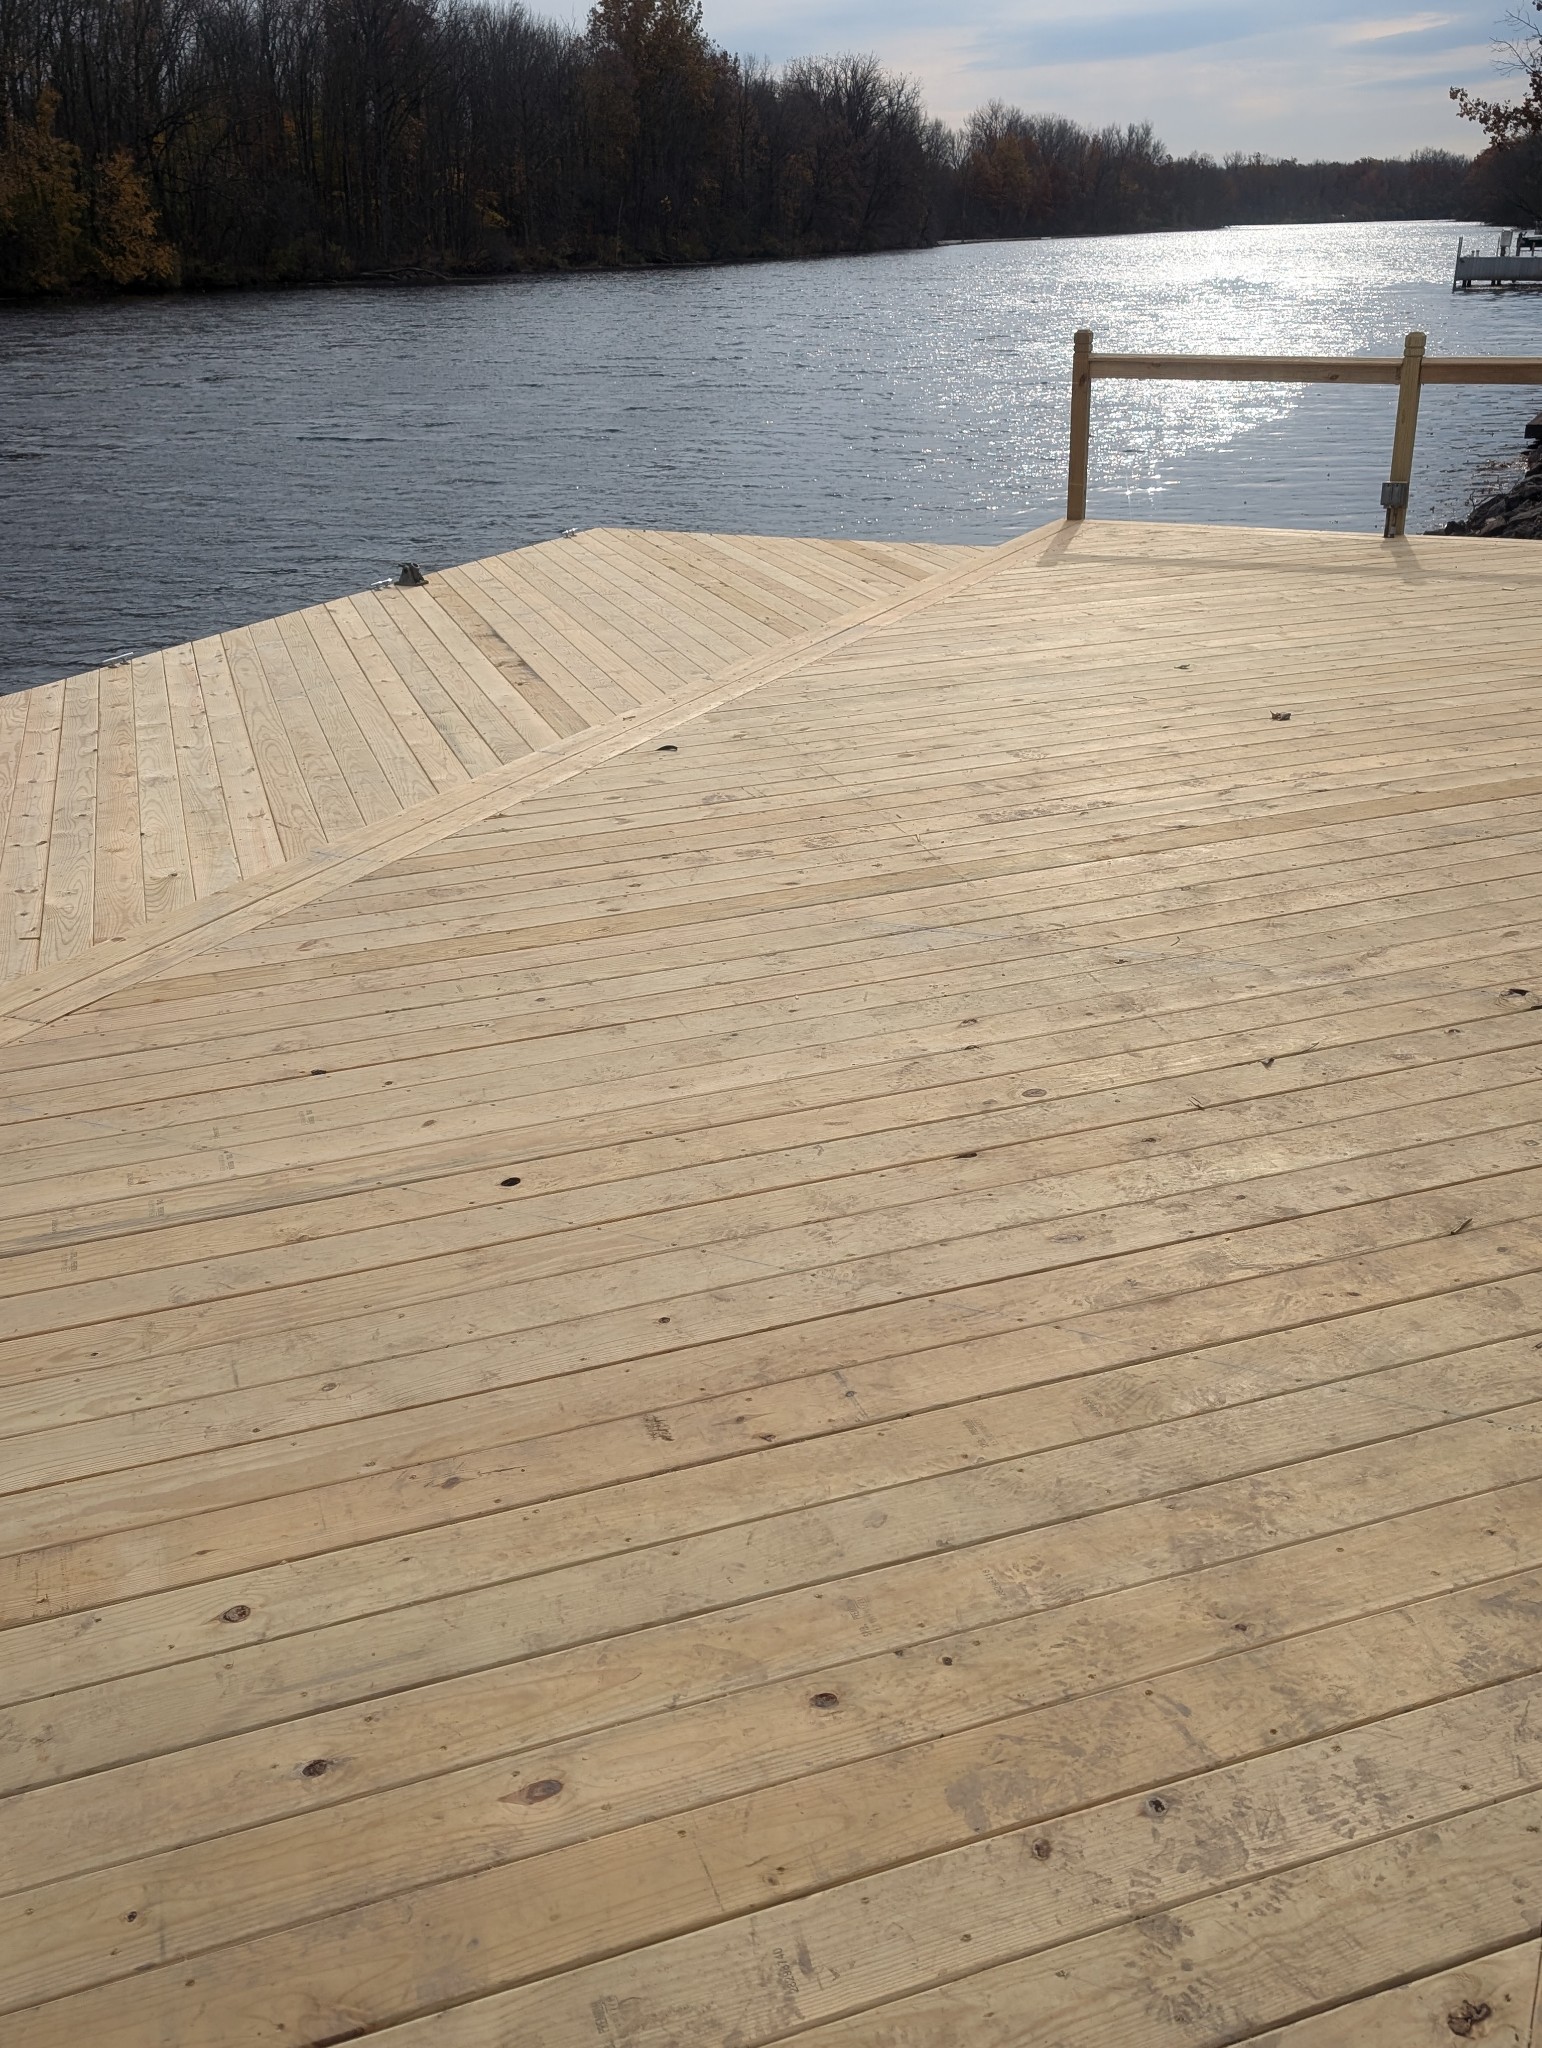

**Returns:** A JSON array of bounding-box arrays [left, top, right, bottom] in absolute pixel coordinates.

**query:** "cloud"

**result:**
[[985, 5, 1272, 67], [1336, 12, 1459, 43], [536, 0, 1512, 155]]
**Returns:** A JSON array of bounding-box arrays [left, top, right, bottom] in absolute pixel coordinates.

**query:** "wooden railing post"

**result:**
[[1382, 330, 1426, 539], [1048, 339, 1541, 531], [1067, 329, 1093, 521]]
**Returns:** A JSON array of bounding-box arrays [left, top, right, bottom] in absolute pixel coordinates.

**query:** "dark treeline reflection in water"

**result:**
[[5, 219, 1542, 691]]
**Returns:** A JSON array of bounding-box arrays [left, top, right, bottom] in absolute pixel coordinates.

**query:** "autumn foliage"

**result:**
[[1452, 0, 1542, 223], [0, 0, 1477, 296], [0, 89, 174, 288]]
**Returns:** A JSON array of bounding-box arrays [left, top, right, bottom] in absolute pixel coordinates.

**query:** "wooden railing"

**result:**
[[1066, 329, 1542, 538]]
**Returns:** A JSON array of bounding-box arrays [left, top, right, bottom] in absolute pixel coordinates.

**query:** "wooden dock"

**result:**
[[1455, 233, 1542, 288], [0, 529, 975, 988], [3, 517, 1542, 2046]]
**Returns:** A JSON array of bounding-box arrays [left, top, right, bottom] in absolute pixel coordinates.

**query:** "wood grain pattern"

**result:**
[[0, 532, 977, 989], [3, 518, 1542, 2046]]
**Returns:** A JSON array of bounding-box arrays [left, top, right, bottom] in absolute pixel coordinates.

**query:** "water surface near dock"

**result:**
[[5, 217, 1541, 688]]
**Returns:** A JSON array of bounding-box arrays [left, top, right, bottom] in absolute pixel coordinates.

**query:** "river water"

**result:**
[[3, 218, 1539, 690]]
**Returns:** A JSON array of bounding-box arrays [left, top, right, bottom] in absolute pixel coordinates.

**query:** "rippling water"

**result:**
[[4, 218, 1540, 689]]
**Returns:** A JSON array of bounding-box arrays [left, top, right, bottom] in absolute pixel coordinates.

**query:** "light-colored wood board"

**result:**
[[8, 1392, 1542, 1795], [319, 598, 471, 793], [621, 528, 831, 634], [224, 814, 1542, 954], [390, 583, 574, 753], [188, 636, 284, 877], [473, 543, 680, 703], [6, 519, 1542, 2042], [482, 534, 709, 690], [5, 1562, 1539, 2024], [47, 823, 1541, 1025], [295, 605, 441, 811], [0, 688, 32, 851], [7, 872, 1534, 1188], [0, 527, 1053, 1036], [5, 1079, 1541, 1392], [88, 663, 144, 943], [10, 1227, 1542, 1627], [569, 525, 779, 665], [343, 586, 519, 772], [432, 564, 627, 730], [217, 626, 327, 858], [767, 1799, 1542, 2048], [242, 616, 364, 841], [160, 639, 243, 898], [127, 652, 194, 922], [2, 531, 976, 993], [0, 679, 65, 982], [190, 1746, 1542, 2048], [2, 842, 1528, 1097], [1235, 1944, 1541, 2048], [0, 959, 1529, 1264], [270, 608, 407, 824], [7, 1187, 1542, 1590], [35, 670, 97, 970], [2, 870, 1529, 1112], [5, 1054, 1542, 1362], [3, 1560, 1534, 2044], [3, 995, 1534, 1309], [6, 1340, 1540, 1728]]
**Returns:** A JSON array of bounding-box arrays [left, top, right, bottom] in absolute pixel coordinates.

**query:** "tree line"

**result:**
[[0, 0, 1480, 296]]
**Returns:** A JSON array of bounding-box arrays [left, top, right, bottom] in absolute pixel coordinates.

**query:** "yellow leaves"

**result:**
[[963, 133, 1050, 223], [586, 0, 714, 103], [0, 95, 176, 293], [90, 152, 178, 287], [0, 91, 86, 293]]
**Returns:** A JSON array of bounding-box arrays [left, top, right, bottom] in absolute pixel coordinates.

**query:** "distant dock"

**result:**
[[1454, 228, 1542, 286]]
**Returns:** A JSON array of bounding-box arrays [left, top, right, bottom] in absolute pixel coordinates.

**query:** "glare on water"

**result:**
[[2, 218, 1538, 688]]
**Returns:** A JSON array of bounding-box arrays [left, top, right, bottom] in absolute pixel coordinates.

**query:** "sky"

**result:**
[[567, 0, 1532, 160]]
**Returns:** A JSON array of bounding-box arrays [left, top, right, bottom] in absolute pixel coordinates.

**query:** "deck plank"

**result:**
[[35, 670, 98, 970], [5, 1581, 1541, 2029], [426, 569, 598, 735], [1234, 1944, 1541, 2047], [161, 639, 243, 898], [89, 663, 144, 943], [0, 680, 64, 982], [0, 687, 33, 853], [189, 636, 284, 878], [341, 588, 512, 777], [320, 598, 470, 794], [217, 627, 327, 860], [3, 521, 1542, 2044], [0, 535, 971, 990], [127, 653, 194, 922]]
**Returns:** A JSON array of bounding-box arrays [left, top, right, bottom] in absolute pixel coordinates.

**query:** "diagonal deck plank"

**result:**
[[3, 521, 1542, 2047], [0, 533, 979, 991]]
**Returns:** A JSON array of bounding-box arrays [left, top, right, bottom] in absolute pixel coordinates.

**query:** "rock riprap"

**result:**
[[1436, 411, 1542, 538]]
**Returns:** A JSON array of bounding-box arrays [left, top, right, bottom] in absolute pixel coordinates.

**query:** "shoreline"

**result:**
[[0, 211, 1489, 308], [1436, 409, 1542, 538]]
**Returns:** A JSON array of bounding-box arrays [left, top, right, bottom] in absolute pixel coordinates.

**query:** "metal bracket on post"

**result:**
[[1383, 331, 1425, 539], [1067, 329, 1093, 522]]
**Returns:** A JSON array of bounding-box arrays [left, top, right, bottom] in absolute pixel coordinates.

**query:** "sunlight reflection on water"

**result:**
[[3, 218, 1540, 686]]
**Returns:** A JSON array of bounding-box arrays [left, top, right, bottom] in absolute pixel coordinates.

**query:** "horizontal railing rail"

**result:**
[[1066, 330, 1542, 537]]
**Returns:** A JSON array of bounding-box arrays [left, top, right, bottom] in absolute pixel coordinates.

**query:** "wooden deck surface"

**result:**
[[0, 529, 974, 989], [3, 518, 1542, 2045]]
